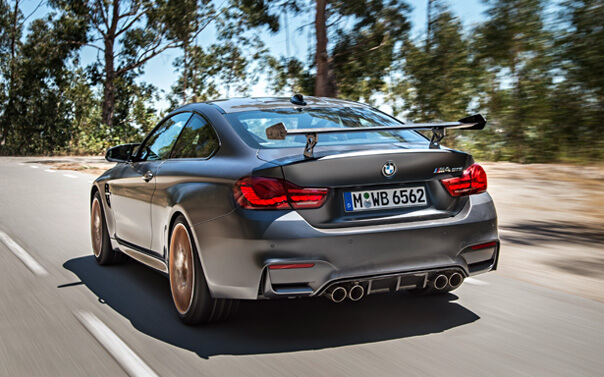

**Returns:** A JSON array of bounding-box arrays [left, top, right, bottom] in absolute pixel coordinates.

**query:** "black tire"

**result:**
[[91, 191, 126, 265], [168, 216, 238, 325]]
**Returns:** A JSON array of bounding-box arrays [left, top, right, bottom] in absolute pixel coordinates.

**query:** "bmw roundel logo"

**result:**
[[382, 161, 396, 178]]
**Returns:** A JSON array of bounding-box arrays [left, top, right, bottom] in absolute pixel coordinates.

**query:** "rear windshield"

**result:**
[[224, 107, 427, 149]]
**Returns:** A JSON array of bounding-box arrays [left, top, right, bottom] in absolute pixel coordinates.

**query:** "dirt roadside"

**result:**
[[15, 156, 604, 302], [481, 162, 603, 303]]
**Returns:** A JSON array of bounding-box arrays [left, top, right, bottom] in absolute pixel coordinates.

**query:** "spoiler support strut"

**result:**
[[304, 133, 318, 158], [429, 127, 446, 150]]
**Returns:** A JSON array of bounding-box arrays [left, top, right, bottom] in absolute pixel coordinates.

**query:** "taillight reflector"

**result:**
[[471, 241, 497, 250], [234, 176, 329, 210], [441, 163, 487, 197], [269, 263, 315, 270]]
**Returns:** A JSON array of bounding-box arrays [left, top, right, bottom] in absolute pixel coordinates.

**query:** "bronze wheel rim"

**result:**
[[170, 223, 195, 315], [91, 198, 102, 258]]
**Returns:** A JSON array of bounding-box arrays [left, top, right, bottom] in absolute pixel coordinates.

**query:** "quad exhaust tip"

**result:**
[[433, 274, 449, 290], [448, 272, 464, 289], [348, 284, 365, 301], [328, 286, 348, 303]]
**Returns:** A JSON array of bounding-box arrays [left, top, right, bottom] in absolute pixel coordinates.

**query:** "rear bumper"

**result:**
[[192, 192, 499, 300]]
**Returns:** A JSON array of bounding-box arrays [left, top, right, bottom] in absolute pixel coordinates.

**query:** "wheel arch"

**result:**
[[166, 208, 217, 294], [91, 181, 120, 249], [167, 210, 186, 247], [166, 209, 205, 268], [90, 184, 100, 206]]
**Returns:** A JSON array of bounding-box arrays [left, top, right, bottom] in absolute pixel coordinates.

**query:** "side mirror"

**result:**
[[105, 143, 140, 163]]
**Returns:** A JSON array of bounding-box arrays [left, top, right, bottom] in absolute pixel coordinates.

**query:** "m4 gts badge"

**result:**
[[434, 166, 463, 174]]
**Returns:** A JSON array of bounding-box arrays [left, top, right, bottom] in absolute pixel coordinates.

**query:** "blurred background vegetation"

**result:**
[[0, 0, 602, 163]]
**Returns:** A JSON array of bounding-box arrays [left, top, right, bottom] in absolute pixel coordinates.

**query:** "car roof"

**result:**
[[205, 96, 370, 114]]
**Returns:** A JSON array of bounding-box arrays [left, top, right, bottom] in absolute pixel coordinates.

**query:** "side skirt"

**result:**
[[115, 237, 168, 275]]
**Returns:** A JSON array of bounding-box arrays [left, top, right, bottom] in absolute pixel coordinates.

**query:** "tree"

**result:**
[[0, 8, 87, 154], [472, 0, 553, 162], [554, 0, 604, 160], [51, 0, 210, 129], [265, 56, 315, 95], [169, 2, 280, 105], [0, 0, 23, 147], [314, 0, 330, 96], [389, 2, 474, 121], [158, 0, 222, 105], [257, 0, 411, 99]]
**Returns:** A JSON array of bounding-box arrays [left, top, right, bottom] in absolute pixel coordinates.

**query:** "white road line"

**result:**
[[63, 174, 78, 179], [18, 163, 26, 166], [0, 230, 49, 276], [464, 277, 490, 286], [30, 165, 39, 169], [75, 311, 159, 377], [44, 169, 56, 173]]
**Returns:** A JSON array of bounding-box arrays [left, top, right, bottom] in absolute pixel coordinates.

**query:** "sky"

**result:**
[[19, 0, 486, 111]]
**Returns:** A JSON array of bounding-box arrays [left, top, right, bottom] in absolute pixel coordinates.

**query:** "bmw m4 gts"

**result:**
[[90, 95, 499, 325]]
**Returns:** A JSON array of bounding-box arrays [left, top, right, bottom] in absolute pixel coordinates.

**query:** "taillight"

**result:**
[[233, 176, 329, 210], [441, 163, 487, 197]]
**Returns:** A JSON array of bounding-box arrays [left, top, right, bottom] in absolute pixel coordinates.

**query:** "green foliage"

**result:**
[[231, 0, 282, 32], [553, 0, 604, 161], [331, 0, 411, 102], [458, 0, 602, 162], [263, 0, 411, 102], [168, 2, 273, 106], [63, 68, 105, 154], [0, 7, 87, 155], [391, 3, 474, 121], [265, 56, 315, 95]]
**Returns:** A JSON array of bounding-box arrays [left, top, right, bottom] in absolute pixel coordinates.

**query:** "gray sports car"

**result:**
[[90, 95, 499, 325]]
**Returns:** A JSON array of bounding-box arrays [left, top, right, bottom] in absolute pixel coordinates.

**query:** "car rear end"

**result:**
[[194, 98, 499, 302]]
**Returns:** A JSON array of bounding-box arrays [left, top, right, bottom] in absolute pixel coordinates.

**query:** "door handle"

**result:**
[[142, 171, 153, 182]]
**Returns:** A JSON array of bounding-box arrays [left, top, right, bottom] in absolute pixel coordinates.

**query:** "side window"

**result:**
[[170, 114, 219, 159], [138, 112, 192, 161]]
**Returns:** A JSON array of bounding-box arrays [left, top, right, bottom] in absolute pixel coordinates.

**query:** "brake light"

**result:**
[[441, 163, 487, 197], [234, 177, 329, 210]]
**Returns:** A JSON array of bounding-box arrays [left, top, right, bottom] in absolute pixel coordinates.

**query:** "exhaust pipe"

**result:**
[[326, 286, 347, 303], [348, 284, 365, 301], [432, 274, 449, 290], [448, 272, 464, 289]]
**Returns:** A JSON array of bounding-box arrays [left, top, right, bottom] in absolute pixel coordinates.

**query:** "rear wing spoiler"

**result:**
[[266, 114, 486, 158]]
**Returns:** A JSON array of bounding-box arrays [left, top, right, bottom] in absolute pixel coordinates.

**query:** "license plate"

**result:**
[[343, 186, 427, 212]]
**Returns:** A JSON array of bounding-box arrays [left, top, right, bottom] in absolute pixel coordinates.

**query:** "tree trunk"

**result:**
[[510, 61, 526, 162], [314, 0, 331, 97], [182, 40, 188, 104], [192, 48, 198, 102], [1, 0, 20, 146], [101, 2, 120, 129], [426, 0, 434, 52], [101, 37, 116, 129]]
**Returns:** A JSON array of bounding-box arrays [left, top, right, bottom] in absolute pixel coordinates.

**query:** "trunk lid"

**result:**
[[257, 146, 474, 228]]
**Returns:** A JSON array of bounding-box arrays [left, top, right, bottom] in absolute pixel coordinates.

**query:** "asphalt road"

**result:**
[[0, 157, 603, 377]]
